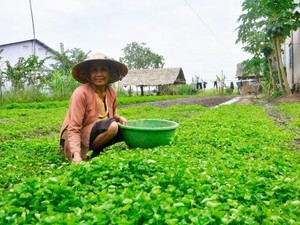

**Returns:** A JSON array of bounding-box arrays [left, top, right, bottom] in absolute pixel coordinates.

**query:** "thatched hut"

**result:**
[[119, 68, 186, 95]]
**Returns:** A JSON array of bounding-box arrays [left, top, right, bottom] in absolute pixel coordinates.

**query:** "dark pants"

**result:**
[[89, 118, 123, 158]]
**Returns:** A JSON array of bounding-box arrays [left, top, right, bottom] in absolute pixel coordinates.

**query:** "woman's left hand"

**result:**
[[72, 152, 83, 163], [119, 116, 128, 125]]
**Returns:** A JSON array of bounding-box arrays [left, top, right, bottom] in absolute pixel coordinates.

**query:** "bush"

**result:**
[[158, 84, 196, 95], [0, 89, 50, 105]]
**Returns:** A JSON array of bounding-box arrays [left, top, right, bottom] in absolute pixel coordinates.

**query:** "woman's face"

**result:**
[[90, 62, 110, 87]]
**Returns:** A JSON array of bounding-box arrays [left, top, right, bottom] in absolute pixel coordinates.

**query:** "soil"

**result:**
[[118, 93, 300, 108], [270, 93, 300, 104], [263, 93, 300, 151], [119, 93, 300, 108], [119, 96, 236, 108]]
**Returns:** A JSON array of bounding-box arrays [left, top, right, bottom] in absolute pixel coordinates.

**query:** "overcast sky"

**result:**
[[0, 0, 250, 84]]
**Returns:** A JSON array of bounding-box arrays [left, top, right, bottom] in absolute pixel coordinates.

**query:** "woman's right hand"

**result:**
[[72, 152, 83, 163]]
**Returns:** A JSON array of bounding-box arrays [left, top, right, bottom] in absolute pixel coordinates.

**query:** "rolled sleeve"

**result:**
[[68, 91, 86, 154]]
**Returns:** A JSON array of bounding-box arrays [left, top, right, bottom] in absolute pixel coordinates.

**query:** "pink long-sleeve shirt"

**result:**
[[60, 83, 117, 160]]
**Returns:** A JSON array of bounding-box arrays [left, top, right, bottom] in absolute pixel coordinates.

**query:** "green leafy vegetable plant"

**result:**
[[0, 101, 299, 224]]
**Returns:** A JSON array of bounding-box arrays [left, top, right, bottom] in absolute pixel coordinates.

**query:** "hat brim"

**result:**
[[72, 58, 128, 84]]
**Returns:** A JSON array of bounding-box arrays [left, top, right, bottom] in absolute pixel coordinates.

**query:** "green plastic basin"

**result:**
[[118, 119, 178, 148]]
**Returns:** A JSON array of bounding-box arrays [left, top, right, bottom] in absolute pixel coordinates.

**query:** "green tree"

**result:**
[[119, 42, 165, 95], [47, 43, 91, 97], [3, 55, 48, 91], [265, 0, 300, 95], [49, 43, 90, 74], [120, 42, 164, 70], [236, 0, 300, 96]]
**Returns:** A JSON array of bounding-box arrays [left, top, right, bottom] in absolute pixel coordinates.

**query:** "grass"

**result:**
[[0, 87, 237, 107]]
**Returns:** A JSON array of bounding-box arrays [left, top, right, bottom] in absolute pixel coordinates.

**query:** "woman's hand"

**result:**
[[118, 116, 128, 125], [72, 152, 83, 163]]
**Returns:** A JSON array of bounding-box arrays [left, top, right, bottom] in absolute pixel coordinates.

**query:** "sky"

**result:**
[[0, 0, 250, 86]]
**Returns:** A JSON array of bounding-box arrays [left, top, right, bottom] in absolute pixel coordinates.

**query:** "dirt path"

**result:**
[[263, 94, 300, 151], [119, 96, 236, 108], [119, 94, 300, 108]]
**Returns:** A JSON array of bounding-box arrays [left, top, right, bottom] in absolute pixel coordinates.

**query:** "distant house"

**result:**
[[0, 39, 56, 68], [120, 68, 186, 86], [119, 67, 186, 95]]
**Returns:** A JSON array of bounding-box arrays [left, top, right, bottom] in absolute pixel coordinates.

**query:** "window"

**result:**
[[289, 44, 293, 67]]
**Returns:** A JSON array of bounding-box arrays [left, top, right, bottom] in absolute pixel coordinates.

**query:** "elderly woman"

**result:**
[[60, 52, 128, 163]]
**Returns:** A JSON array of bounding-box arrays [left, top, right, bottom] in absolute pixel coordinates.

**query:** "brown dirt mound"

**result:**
[[272, 93, 300, 104]]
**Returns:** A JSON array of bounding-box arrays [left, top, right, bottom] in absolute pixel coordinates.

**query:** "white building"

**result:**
[[0, 39, 56, 91], [283, 0, 300, 92], [0, 39, 55, 68]]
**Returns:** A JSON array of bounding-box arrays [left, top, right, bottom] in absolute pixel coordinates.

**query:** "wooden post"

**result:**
[[0, 69, 2, 96]]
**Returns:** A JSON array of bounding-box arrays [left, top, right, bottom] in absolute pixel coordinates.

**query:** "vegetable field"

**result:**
[[0, 101, 299, 224]]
